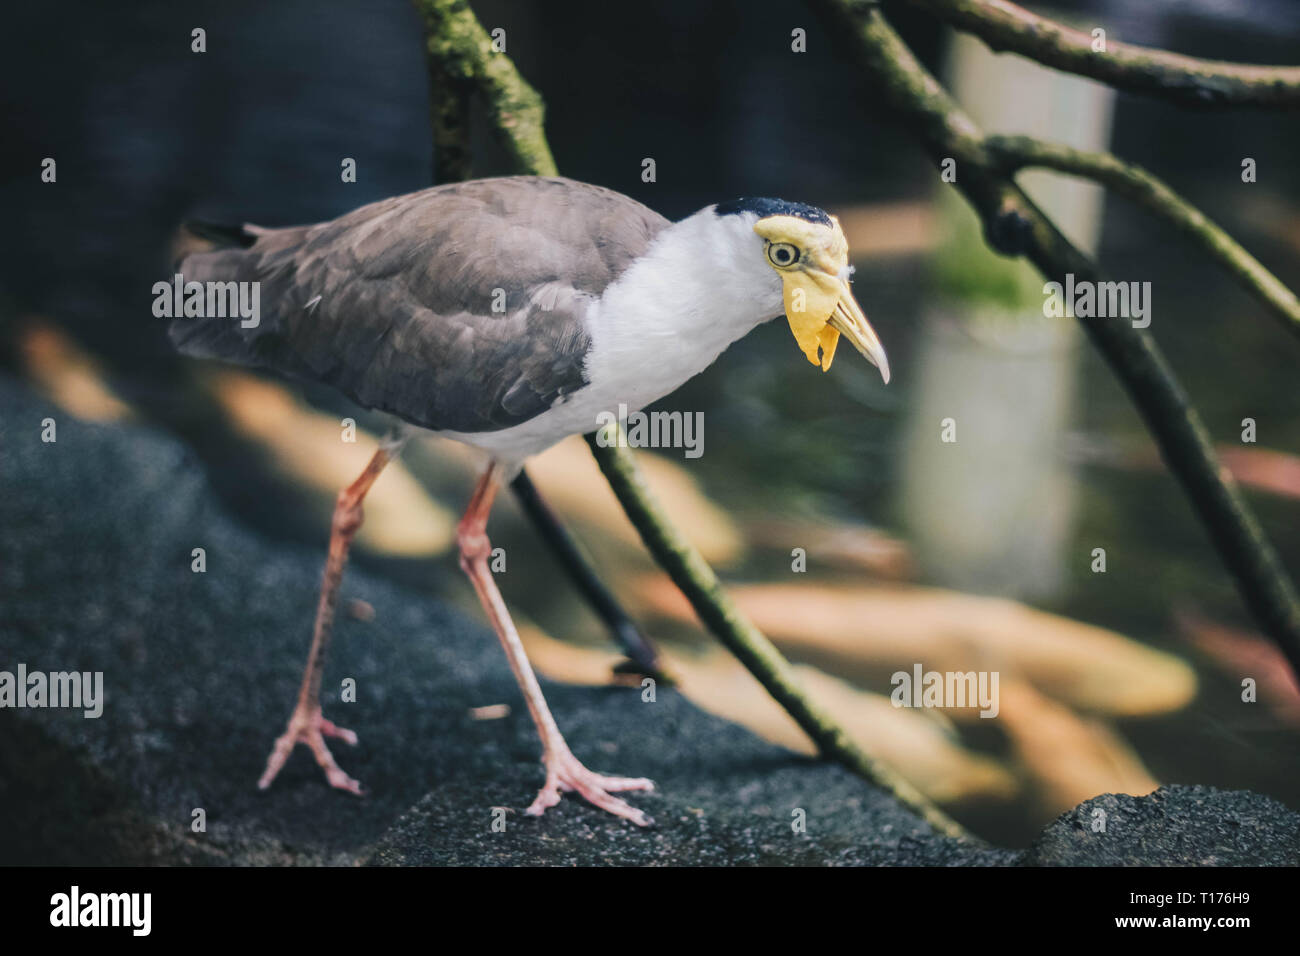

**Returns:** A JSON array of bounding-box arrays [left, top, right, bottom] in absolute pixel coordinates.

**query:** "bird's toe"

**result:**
[[258, 707, 364, 796], [526, 750, 655, 826]]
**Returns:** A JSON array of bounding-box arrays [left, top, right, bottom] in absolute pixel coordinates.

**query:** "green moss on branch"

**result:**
[[413, 0, 558, 177]]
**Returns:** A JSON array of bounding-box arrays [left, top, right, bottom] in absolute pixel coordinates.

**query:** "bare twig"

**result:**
[[983, 134, 1300, 342], [509, 469, 668, 680], [912, 0, 1300, 109]]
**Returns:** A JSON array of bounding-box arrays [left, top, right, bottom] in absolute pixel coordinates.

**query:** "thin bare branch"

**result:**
[[983, 134, 1300, 341], [912, 0, 1300, 108]]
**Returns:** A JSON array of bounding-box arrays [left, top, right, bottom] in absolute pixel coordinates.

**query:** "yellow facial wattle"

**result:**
[[753, 212, 890, 382], [782, 269, 844, 371]]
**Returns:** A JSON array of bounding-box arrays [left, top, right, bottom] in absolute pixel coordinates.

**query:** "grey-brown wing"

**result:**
[[170, 177, 668, 433]]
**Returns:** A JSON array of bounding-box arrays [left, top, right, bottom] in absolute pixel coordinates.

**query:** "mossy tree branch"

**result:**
[[809, 0, 1300, 682], [411, 0, 974, 838], [911, 0, 1300, 109], [590, 423, 966, 837], [414, 0, 558, 178], [982, 135, 1300, 342]]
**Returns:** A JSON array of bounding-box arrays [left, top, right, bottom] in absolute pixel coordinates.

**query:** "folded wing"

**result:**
[[170, 176, 668, 433]]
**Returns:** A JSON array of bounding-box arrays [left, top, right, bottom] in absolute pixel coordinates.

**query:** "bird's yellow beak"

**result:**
[[755, 215, 890, 383]]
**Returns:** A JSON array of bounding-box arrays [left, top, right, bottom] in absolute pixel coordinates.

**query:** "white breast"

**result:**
[[437, 207, 783, 467]]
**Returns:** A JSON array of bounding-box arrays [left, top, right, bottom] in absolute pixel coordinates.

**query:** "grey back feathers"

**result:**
[[170, 177, 668, 433]]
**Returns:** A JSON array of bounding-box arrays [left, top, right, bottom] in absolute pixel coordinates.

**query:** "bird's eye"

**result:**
[[767, 242, 799, 267]]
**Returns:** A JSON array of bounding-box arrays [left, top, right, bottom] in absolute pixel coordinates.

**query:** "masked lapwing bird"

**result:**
[[170, 176, 890, 826]]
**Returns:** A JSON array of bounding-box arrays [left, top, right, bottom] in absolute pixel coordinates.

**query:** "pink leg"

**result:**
[[259, 443, 400, 794], [458, 463, 655, 826]]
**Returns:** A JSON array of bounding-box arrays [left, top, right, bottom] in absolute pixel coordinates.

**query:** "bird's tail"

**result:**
[[168, 219, 271, 364], [169, 219, 258, 270]]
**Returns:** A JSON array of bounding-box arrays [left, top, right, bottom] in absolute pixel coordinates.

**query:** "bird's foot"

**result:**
[[257, 705, 362, 795], [526, 744, 655, 826]]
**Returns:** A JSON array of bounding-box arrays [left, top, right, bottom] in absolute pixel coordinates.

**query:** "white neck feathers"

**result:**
[[583, 208, 782, 411]]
